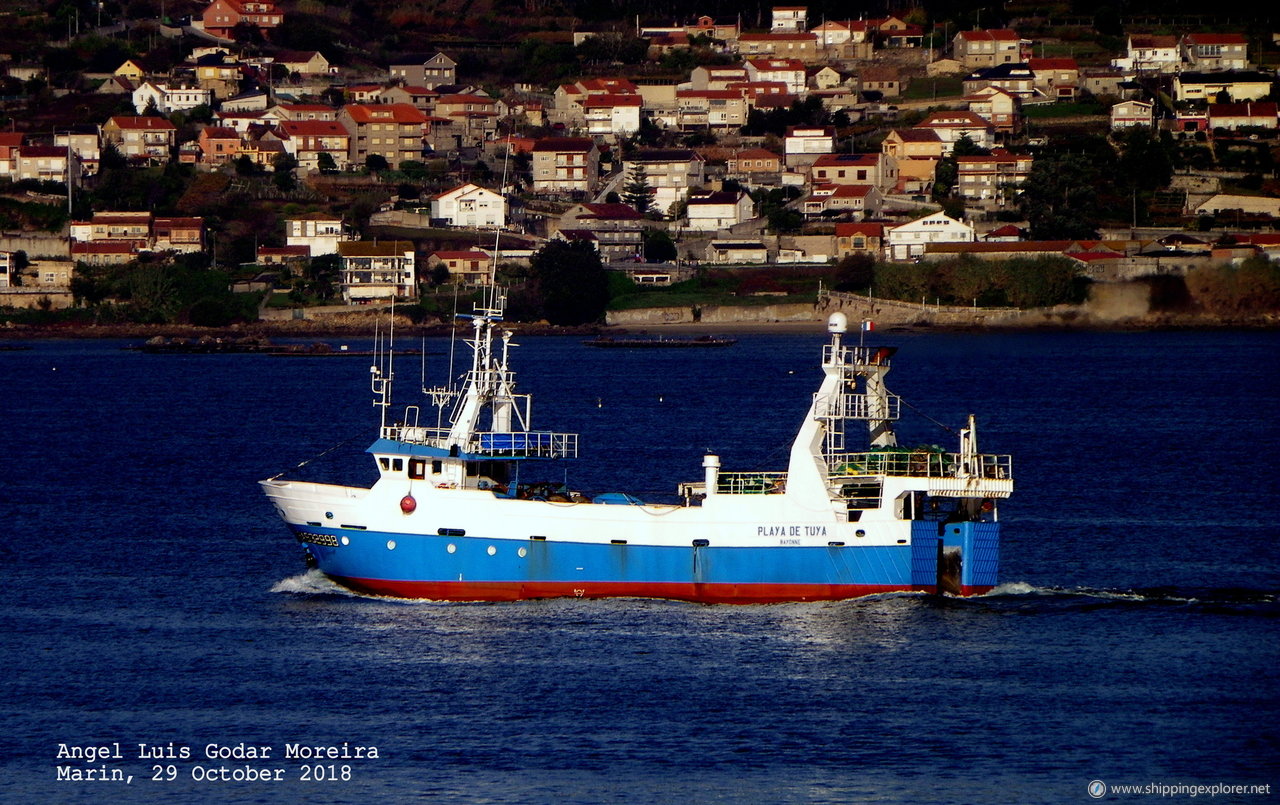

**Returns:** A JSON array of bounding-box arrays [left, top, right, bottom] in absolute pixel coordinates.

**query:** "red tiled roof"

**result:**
[[835, 222, 884, 237], [72, 242, 136, 254], [732, 148, 780, 160], [1129, 35, 1177, 48], [583, 94, 643, 108], [258, 245, 311, 256], [18, 146, 67, 158], [1183, 33, 1247, 45], [891, 128, 944, 142], [985, 224, 1023, 238], [532, 137, 595, 153], [739, 33, 816, 41], [436, 94, 496, 105], [1209, 102, 1278, 118], [580, 203, 643, 219], [107, 116, 176, 130], [342, 103, 428, 124], [1028, 58, 1078, 70], [432, 250, 490, 260], [279, 120, 349, 136], [811, 153, 879, 167]]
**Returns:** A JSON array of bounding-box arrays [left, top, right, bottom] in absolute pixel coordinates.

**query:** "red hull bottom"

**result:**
[[331, 576, 995, 603]]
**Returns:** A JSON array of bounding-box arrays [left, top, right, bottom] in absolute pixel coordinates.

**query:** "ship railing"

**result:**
[[824, 345, 895, 369], [828, 451, 1012, 481], [383, 424, 452, 445], [464, 367, 517, 389], [381, 425, 579, 459], [715, 471, 788, 495], [813, 390, 901, 421], [474, 431, 578, 459]]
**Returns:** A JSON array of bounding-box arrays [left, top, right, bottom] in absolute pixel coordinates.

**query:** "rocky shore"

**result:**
[[1, 301, 1274, 342]]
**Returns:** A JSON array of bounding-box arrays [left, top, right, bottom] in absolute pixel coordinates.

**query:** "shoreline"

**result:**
[[1, 311, 1275, 341]]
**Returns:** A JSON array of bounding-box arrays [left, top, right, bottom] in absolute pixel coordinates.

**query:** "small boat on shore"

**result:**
[[582, 335, 737, 348]]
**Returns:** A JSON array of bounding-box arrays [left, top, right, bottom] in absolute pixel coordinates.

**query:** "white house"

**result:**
[[430, 183, 506, 229], [1110, 100, 1154, 130], [916, 111, 996, 151], [771, 6, 807, 32], [582, 93, 643, 139], [706, 239, 769, 264], [286, 215, 351, 256], [885, 212, 975, 260], [338, 240, 417, 302], [1111, 34, 1180, 74], [685, 190, 754, 231], [624, 149, 705, 216], [784, 125, 834, 169], [0, 251, 15, 288], [812, 21, 850, 47], [132, 82, 212, 115], [744, 58, 807, 95]]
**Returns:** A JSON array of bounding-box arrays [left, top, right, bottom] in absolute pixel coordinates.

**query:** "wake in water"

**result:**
[[267, 571, 1276, 611], [979, 581, 1278, 607], [270, 569, 363, 597]]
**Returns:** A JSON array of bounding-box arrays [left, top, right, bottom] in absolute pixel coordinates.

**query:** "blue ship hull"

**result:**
[[290, 521, 999, 603]]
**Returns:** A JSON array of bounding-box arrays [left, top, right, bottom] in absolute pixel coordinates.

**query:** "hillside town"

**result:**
[[1, 1, 1278, 326]]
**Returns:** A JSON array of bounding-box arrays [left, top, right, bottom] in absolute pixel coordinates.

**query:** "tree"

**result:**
[[767, 207, 803, 234], [398, 160, 428, 181], [642, 228, 677, 262], [832, 253, 875, 292], [1115, 127, 1173, 192], [365, 154, 389, 173], [317, 152, 338, 174], [621, 165, 653, 214], [305, 254, 341, 300], [951, 134, 990, 158], [273, 152, 298, 191], [527, 240, 609, 325], [1018, 152, 1105, 240]]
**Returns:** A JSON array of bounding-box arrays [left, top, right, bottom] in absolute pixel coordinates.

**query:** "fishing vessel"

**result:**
[[260, 300, 1012, 603]]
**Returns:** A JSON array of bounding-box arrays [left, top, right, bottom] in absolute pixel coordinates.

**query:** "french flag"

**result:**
[[862, 320, 875, 332]]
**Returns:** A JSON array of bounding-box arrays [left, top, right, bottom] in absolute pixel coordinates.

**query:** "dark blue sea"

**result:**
[[2, 329, 1277, 804]]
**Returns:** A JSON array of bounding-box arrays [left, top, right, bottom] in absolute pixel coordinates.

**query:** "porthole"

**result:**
[[447, 543, 456, 554], [487, 545, 497, 556], [386, 540, 397, 550], [855, 529, 866, 538], [341, 536, 350, 546], [517, 547, 527, 558]]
